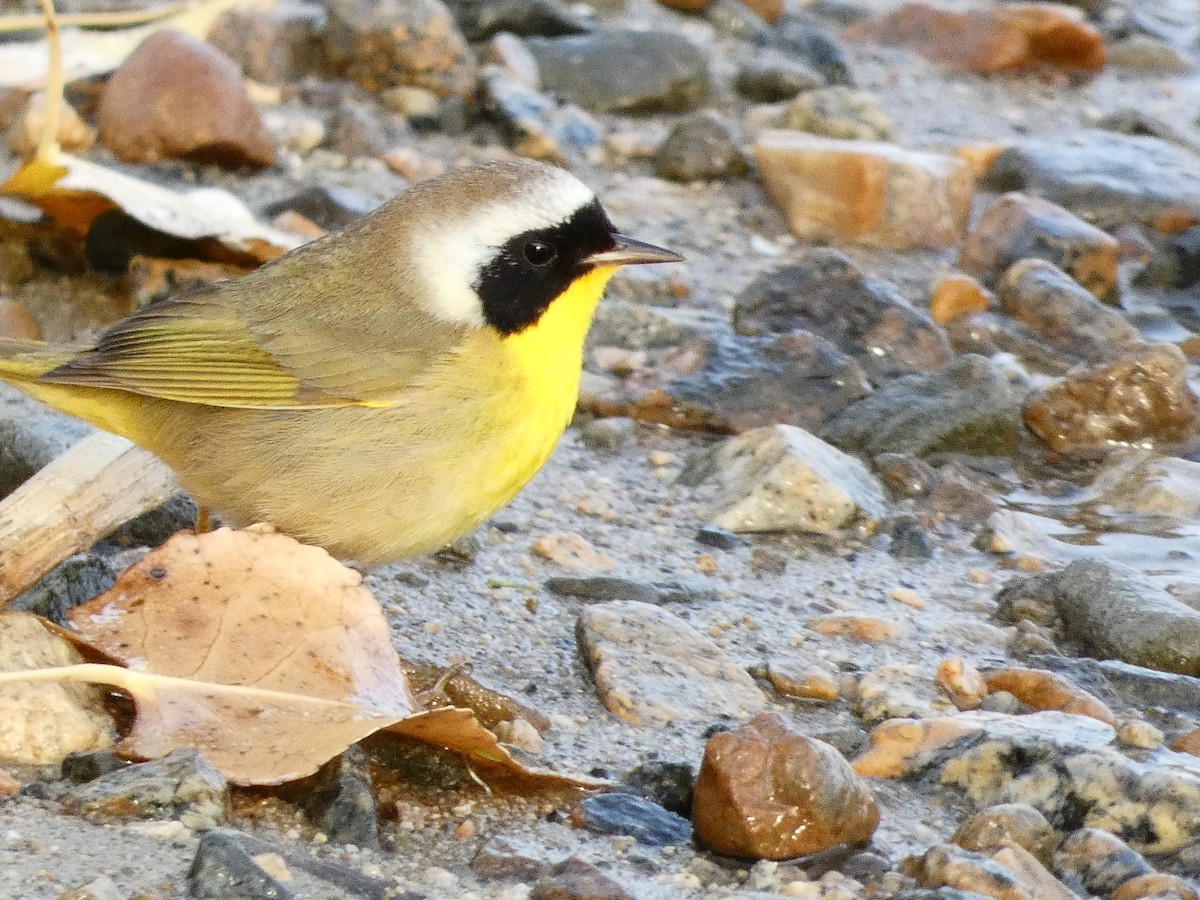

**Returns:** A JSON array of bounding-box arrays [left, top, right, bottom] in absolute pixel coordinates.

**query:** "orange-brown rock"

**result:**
[[936, 658, 988, 711], [809, 614, 905, 643], [1171, 727, 1200, 757], [853, 717, 978, 778], [0, 299, 41, 341], [982, 667, 1116, 724], [1023, 343, 1200, 456], [961, 193, 1120, 300], [98, 30, 275, 167], [930, 273, 991, 324], [846, 3, 1106, 75], [753, 131, 974, 251], [693, 712, 879, 859], [1112, 874, 1200, 900], [740, 0, 783, 24], [656, 0, 715, 12]]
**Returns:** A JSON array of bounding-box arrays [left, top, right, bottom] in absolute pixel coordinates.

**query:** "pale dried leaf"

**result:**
[[0, 611, 113, 764]]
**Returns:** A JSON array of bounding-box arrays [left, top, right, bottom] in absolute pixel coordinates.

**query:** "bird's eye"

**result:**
[[522, 240, 557, 267]]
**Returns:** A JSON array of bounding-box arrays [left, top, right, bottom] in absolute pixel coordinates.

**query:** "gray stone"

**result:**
[[769, 15, 854, 86], [62, 748, 229, 829], [733, 249, 952, 384], [11, 552, 126, 625], [261, 184, 381, 231], [734, 56, 824, 102], [621, 760, 695, 816], [575, 793, 693, 846], [655, 111, 748, 182], [189, 830, 294, 899], [545, 575, 719, 604], [821, 355, 1023, 457], [1027, 655, 1200, 719], [481, 65, 601, 165], [576, 600, 768, 724], [984, 131, 1200, 228], [780, 86, 893, 141], [451, 0, 589, 41], [697, 424, 887, 534], [526, 29, 709, 113], [0, 398, 85, 498]]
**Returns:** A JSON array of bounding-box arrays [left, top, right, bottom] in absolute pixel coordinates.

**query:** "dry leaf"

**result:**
[[2, 153, 303, 262], [0, 611, 113, 764], [0, 0, 249, 90]]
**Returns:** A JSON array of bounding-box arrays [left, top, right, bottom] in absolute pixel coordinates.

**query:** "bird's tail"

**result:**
[[0, 337, 149, 441]]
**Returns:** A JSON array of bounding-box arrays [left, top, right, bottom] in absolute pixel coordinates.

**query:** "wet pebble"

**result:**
[[572, 793, 693, 846], [692, 712, 879, 859], [695, 424, 886, 534], [733, 249, 952, 383], [998, 259, 1140, 361], [1054, 828, 1154, 897], [734, 56, 824, 102], [936, 658, 988, 712], [1087, 449, 1200, 520], [906, 843, 1075, 899], [62, 748, 228, 829], [960, 193, 1121, 301], [779, 86, 893, 141], [822, 355, 1022, 457], [754, 132, 974, 251], [765, 655, 840, 701], [1023, 343, 1200, 456], [324, 0, 477, 98], [953, 803, 1058, 865], [98, 30, 276, 167], [526, 29, 709, 113], [576, 600, 767, 723], [694, 526, 747, 550], [189, 830, 293, 899], [621, 760, 695, 816], [655, 111, 748, 182]]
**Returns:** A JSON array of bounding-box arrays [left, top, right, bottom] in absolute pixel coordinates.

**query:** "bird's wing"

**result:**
[[39, 292, 467, 409]]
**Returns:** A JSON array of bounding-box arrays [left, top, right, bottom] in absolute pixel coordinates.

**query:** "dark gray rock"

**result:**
[[481, 66, 601, 165], [767, 15, 854, 85], [61, 748, 229, 829], [545, 575, 719, 604], [574, 793, 693, 846], [655, 111, 747, 182], [526, 29, 709, 113], [1055, 828, 1153, 897], [307, 749, 379, 849], [733, 249, 952, 384], [621, 761, 695, 816], [984, 131, 1200, 228], [107, 493, 198, 549], [1170, 224, 1200, 289], [1027, 656, 1200, 718], [1045, 559, 1200, 675], [262, 184, 382, 231], [189, 830, 294, 899], [10, 552, 126, 624], [880, 514, 934, 560], [694, 526, 747, 550], [61, 751, 129, 785], [0, 405, 81, 498], [451, 0, 590, 41], [734, 56, 824, 102], [821, 355, 1023, 457]]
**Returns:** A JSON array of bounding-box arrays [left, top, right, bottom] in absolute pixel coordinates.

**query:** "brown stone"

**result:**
[[8, 91, 95, 158], [98, 30, 275, 167], [846, 3, 1106, 75], [809, 615, 904, 643], [753, 131, 974, 251], [954, 804, 1058, 865], [0, 298, 41, 341], [766, 656, 839, 701], [530, 858, 632, 900], [930, 273, 991, 324], [693, 712, 879, 859], [1023, 343, 1200, 455], [852, 717, 977, 778], [998, 260, 1139, 361], [531, 533, 615, 572], [1172, 727, 1200, 757], [656, 0, 714, 12], [936, 657, 988, 711], [982, 667, 1115, 725], [961, 193, 1121, 300], [1113, 875, 1200, 900], [740, 0, 783, 24], [1056, 828, 1154, 898]]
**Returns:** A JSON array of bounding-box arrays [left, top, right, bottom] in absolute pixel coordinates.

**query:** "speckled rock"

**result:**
[[983, 132, 1200, 228], [998, 260, 1140, 361], [733, 249, 952, 384], [697, 424, 887, 534], [655, 111, 748, 181], [61, 748, 229, 829], [822, 355, 1022, 457], [693, 712, 880, 859], [481, 66, 601, 164], [906, 843, 1075, 900], [97, 30, 276, 167], [1054, 828, 1153, 897], [526, 29, 709, 113], [961, 193, 1121, 301], [324, 0, 477, 98], [1023, 344, 1200, 456], [779, 86, 893, 141], [576, 600, 767, 724], [754, 132, 974, 251], [856, 663, 951, 725], [953, 804, 1058, 865]]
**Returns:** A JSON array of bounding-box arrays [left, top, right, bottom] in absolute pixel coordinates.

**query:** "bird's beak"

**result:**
[[586, 234, 683, 267]]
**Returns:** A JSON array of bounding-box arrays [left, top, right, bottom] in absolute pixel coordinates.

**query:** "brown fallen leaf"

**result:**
[[0, 527, 598, 789]]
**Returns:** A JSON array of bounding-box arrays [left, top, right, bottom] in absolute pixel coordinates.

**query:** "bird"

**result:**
[[0, 159, 681, 565]]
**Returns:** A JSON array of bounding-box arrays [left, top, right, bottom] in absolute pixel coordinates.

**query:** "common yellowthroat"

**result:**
[[0, 160, 681, 563]]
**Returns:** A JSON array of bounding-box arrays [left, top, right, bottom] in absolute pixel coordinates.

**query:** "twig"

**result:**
[[35, 0, 61, 166]]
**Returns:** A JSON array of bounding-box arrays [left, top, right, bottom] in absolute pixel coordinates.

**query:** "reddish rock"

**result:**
[[982, 667, 1116, 724], [324, 0, 477, 98], [1023, 343, 1200, 456], [998, 259, 1140, 361], [693, 712, 879, 859], [846, 3, 1106, 75], [754, 131, 974, 251], [930, 273, 991, 324], [97, 30, 275, 167], [961, 193, 1121, 300]]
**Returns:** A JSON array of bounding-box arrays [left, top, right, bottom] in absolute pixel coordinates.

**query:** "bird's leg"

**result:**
[[194, 505, 213, 534]]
